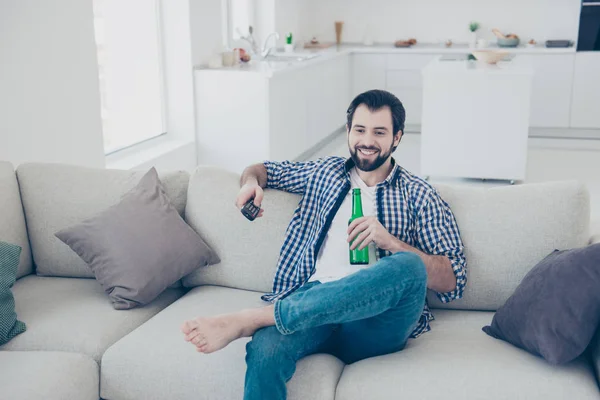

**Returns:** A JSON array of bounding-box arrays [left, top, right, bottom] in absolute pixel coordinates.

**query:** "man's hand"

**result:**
[[236, 181, 265, 218], [347, 216, 396, 251]]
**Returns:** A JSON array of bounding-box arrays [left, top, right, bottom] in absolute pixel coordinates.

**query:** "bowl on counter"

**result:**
[[471, 50, 509, 64], [496, 37, 520, 47]]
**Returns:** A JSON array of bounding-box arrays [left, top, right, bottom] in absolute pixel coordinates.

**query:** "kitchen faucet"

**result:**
[[260, 32, 280, 58], [238, 26, 280, 59]]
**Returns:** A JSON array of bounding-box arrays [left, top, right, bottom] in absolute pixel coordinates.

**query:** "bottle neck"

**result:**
[[352, 193, 364, 217]]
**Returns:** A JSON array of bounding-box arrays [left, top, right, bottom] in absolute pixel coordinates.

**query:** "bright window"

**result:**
[[229, 0, 255, 42], [93, 0, 166, 155]]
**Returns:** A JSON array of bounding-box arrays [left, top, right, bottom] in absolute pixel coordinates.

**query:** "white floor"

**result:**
[[304, 132, 600, 236]]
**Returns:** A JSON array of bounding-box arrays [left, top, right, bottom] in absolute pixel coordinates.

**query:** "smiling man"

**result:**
[[182, 89, 467, 400]]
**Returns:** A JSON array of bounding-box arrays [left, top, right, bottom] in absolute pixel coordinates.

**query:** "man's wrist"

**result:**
[[242, 177, 259, 187], [386, 236, 408, 253]]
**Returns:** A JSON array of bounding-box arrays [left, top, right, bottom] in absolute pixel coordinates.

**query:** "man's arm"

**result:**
[[347, 212, 460, 294], [386, 240, 456, 293], [236, 163, 269, 215], [240, 163, 268, 188], [412, 189, 467, 303], [259, 159, 322, 194], [236, 159, 323, 214]]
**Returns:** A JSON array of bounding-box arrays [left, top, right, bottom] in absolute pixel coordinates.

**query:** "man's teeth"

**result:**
[[359, 149, 377, 155]]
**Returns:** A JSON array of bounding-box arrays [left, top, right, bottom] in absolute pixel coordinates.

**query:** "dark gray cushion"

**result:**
[[483, 243, 600, 364], [55, 168, 220, 310], [0, 241, 26, 344]]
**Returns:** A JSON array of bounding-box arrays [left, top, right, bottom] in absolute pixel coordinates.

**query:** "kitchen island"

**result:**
[[420, 56, 534, 183]]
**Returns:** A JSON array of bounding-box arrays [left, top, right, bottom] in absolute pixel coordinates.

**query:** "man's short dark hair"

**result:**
[[346, 89, 406, 136]]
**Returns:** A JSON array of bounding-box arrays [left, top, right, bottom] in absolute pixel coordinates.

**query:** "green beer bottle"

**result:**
[[349, 188, 369, 264]]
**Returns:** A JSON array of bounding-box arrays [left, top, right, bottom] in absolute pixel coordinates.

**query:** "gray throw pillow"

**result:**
[[482, 243, 600, 364], [0, 241, 26, 344], [55, 168, 220, 310]]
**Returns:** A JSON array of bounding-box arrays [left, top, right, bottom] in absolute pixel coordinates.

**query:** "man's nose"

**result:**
[[362, 134, 377, 147]]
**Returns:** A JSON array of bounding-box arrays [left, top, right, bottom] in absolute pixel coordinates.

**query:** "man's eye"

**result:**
[[376, 131, 385, 135], [356, 129, 364, 133]]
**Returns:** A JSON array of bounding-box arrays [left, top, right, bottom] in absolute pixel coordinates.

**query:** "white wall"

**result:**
[[254, 0, 276, 46], [162, 0, 196, 145], [278, 0, 581, 46], [275, 0, 300, 46], [189, 0, 226, 66], [0, 0, 105, 168]]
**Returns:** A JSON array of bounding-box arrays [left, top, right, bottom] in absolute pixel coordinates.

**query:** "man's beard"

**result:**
[[349, 143, 393, 172]]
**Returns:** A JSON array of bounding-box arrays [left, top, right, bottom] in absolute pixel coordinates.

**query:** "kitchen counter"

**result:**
[[422, 55, 535, 76], [193, 42, 576, 77], [345, 42, 576, 54]]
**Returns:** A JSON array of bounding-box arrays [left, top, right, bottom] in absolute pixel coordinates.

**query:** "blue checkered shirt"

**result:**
[[261, 156, 467, 338]]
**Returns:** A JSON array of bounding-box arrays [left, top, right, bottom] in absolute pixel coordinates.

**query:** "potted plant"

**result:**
[[469, 22, 480, 48]]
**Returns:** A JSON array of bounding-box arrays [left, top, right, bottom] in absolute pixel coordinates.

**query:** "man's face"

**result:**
[[347, 104, 401, 172]]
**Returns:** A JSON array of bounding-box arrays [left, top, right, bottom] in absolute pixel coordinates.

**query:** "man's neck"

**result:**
[[355, 159, 394, 187]]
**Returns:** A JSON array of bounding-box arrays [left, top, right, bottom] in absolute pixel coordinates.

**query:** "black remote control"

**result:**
[[241, 199, 260, 221]]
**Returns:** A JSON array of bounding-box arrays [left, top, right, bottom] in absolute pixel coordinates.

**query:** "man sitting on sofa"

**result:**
[[182, 89, 467, 400]]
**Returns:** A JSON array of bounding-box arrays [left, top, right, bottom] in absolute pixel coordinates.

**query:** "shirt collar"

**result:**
[[343, 157, 402, 188]]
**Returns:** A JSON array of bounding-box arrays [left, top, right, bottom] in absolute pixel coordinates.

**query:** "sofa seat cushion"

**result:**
[[0, 275, 183, 362], [0, 351, 99, 400], [336, 310, 599, 400], [101, 286, 344, 400]]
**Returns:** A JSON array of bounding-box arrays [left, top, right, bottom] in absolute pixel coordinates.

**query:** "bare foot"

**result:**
[[181, 307, 275, 354]]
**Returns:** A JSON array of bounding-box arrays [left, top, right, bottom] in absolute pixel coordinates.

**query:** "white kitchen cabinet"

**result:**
[[310, 55, 350, 140], [386, 54, 435, 70], [386, 87, 422, 126], [351, 54, 386, 98], [517, 54, 575, 128], [385, 55, 434, 127], [195, 55, 350, 174], [570, 53, 600, 129], [270, 68, 310, 161]]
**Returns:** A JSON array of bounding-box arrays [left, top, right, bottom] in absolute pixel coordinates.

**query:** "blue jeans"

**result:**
[[244, 251, 428, 400]]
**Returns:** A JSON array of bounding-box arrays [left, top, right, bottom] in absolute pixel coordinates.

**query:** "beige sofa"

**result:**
[[0, 161, 599, 400]]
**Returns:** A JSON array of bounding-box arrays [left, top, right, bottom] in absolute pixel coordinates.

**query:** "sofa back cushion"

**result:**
[[17, 163, 190, 278], [428, 181, 590, 311], [183, 167, 590, 310], [0, 162, 33, 279], [182, 166, 299, 292]]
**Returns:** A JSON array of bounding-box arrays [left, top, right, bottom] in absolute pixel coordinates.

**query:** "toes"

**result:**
[[181, 321, 194, 334], [181, 318, 200, 335], [191, 335, 205, 346], [185, 330, 201, 342], [197, 344, 209, 353]]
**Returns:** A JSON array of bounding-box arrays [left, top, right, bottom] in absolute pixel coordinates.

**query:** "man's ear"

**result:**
[[395, 130, 403, 145]]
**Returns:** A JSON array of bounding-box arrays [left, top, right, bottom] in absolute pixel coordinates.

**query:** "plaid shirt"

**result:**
[[261, 156, 467, 338]]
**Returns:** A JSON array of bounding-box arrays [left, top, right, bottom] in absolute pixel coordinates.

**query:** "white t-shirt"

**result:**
[[309, 167, 378, 283]]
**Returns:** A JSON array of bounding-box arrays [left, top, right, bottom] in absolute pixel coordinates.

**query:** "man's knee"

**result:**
[[245, 326, 290, 368], [381, 251, 427, 289]]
